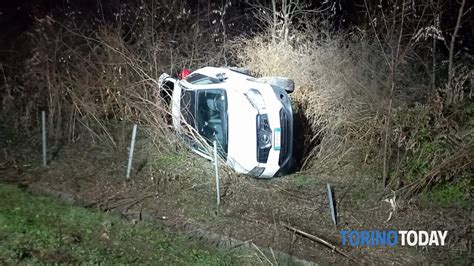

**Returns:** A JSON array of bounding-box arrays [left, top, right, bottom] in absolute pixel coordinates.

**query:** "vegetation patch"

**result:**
[[421, 178, 472, 209], [0, 184, 243, 264]]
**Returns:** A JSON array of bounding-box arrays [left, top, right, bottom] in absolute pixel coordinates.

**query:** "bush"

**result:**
[[234, 30, 391, 170], [233, 23, 472, 193], [394, 100, 474, 194], [1, 1, 226, 152], [20, 20, 173, 149]]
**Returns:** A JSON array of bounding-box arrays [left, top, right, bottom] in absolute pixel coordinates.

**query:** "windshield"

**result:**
[[196, 89, 228, 155]]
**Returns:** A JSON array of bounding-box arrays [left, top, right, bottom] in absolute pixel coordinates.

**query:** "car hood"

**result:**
[[225, 89, 259, 174]]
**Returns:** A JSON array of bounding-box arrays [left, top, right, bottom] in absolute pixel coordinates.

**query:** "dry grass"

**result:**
[[1, 1, 227, 152], [24, 20, 172, 150], [233, 25, 472, 193], [0, 3, 234, 185], [234, 31, 390, 171]]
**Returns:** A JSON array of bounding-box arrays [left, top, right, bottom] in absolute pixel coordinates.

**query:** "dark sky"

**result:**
[[0, 0, 108, 60], [0, 0, 472, 62]]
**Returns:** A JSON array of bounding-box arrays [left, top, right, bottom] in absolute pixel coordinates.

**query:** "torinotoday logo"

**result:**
[[340, 230, 448, 247]]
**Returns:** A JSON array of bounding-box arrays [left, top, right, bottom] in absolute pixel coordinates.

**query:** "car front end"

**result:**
[[224, 72, 293, 178]]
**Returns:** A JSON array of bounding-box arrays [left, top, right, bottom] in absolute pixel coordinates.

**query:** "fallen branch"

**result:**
[[251, 242, 276, 266], [282, 224, 357, 262]]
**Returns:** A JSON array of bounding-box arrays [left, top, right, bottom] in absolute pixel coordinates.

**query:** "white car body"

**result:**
[[159, 67, 293, 178]]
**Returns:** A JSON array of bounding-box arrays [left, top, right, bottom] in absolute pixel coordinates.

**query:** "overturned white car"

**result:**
[[158, 67, 294, 178]]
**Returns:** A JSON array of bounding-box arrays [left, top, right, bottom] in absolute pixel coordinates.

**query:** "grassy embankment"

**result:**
[[0, 183, 244, 264]]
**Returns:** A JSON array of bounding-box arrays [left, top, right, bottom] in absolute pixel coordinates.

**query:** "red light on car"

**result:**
[[179, 69, 191, 79]]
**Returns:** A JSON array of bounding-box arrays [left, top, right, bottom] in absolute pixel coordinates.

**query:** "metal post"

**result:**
[[327, 183, 337, 226], [126, 124, 138, 179], [41, 111, 47, 167], [213, 140, 220, 206]]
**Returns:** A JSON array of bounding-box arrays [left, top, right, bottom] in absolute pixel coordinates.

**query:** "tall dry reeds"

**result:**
[[234, 31, 391, 171], [18, 18, 171, 150], [233, 21, 472, 193], [2, 1, 227, 153]]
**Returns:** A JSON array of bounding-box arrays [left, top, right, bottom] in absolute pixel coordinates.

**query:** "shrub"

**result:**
[[394, 100, 474, 194], [1, 1, 226, 152], [18, 19, 172, 149], [234, 23, 472, 193], [234, 30, 391, 170]]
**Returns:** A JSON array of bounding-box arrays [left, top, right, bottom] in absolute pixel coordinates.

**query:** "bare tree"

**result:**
[[251, 0, 319, 45], [447, 0, 466, 91], [364, 0, 430, 187]]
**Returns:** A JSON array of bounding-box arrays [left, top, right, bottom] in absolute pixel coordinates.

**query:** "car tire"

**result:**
[[258, 77, 295, 93]]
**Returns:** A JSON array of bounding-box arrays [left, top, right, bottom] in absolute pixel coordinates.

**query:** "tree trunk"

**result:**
[[447, 0, 466, 92], [272, 0, 277, 44]]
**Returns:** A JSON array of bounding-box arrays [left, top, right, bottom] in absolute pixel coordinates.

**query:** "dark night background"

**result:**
[[0, 0, 472, 65]]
